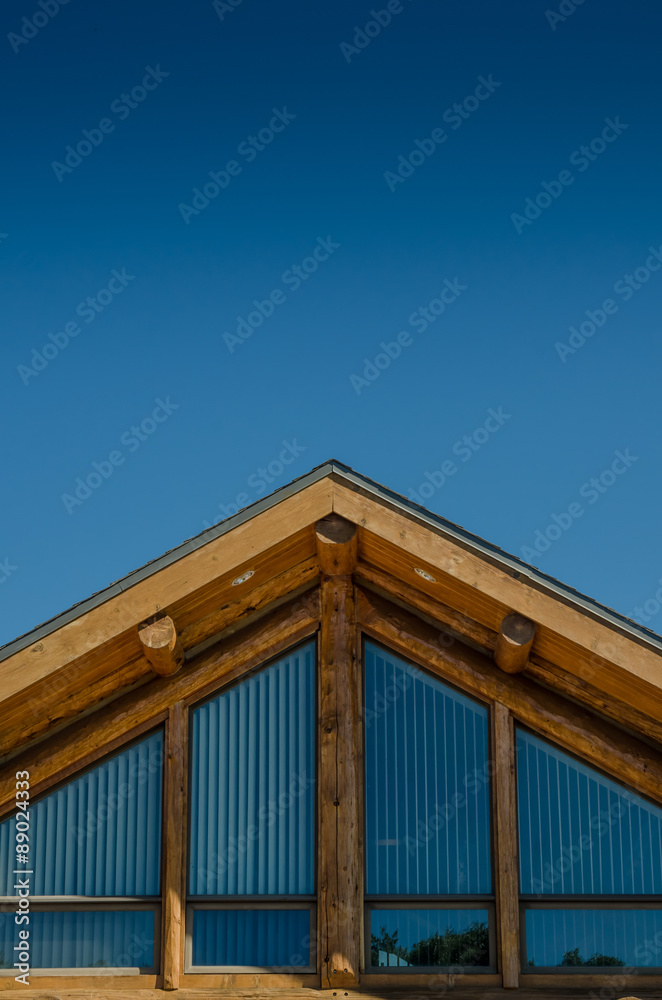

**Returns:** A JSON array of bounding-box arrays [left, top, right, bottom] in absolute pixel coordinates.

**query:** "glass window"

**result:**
[[517, 728, 662, 971], [0, 731, 163, 972], [364, 642, 493, 971], [187, 642, 315, 970]]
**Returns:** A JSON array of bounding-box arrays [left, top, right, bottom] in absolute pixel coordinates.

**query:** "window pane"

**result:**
[[364, 642, 491, 894], [0, 731, 163, 896], [369, 908, 490, 968], [189, 642, 315, 895], [524, 908, 662, 969], [517, 729, 662, 894], [0, 910, 154, 969], [191, 909, 310, 967]]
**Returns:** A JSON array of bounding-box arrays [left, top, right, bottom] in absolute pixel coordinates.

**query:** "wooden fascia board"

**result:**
[[331, 481, 662, 693], [0, 479, 333, 702]]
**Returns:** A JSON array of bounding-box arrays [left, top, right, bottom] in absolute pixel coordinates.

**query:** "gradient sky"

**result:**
[[1, 0, 661, 647]]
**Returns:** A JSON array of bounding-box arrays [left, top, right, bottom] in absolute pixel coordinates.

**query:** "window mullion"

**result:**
[[492, 701, 520, 987]]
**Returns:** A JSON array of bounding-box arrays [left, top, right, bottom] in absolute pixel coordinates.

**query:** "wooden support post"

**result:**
[[316, 516, 362, 989], [492, 702, 520, 988], [494, 613, 535, 674], [162, 701, 187, 990], [139, 616, 185, 676]]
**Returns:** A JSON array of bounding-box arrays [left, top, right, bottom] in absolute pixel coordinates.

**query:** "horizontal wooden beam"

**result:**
[[0, 590, 320, 819], [139, 616, 184, 676], [355, 587, 662, 806], [494, 612, 535, 674]]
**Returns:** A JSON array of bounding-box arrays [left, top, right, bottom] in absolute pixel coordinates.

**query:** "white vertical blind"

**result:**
[[364, 642, 491, 895], [517, 729, 662, 894], [0, 731, 163, 896], [188, 642, 315, 896]]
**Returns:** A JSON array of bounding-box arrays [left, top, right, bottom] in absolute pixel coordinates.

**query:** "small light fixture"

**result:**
[[414, 567, 436, 583], [231, 570, 254, 586]]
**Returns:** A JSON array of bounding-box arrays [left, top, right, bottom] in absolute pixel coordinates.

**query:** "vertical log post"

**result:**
[[492, 701, 520, 988], [162, 700, 187, 990], [316, 515, 361, 989]]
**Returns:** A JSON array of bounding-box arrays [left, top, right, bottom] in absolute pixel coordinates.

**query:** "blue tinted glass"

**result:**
[[189, 642, 315, 895], [0, 910, 154, 969], [364, 643, 491, 894], [369, 908, 490, 967], [191, 909, 310, 967], [525, 909, 662, 969], [517, 729, 662, 894], [0, 732, 163, 896]]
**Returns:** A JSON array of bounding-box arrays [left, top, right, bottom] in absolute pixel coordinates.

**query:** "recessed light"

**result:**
[[414, 567, 436, 583], [232, 570, 254, 586]]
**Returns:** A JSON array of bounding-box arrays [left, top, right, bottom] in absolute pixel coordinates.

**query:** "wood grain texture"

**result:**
[[492, 702, 519, 988], [318, 575, 362, 988], [355, 587, 662, 806], [162, 701, 187, 990], [140, 617, 185, 677]]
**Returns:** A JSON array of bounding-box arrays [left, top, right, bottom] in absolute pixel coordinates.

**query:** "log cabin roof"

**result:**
[[1, 459, 661, 766]]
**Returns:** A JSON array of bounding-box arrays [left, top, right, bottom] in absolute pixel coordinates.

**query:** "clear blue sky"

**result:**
[[2, 0, 662, 647]]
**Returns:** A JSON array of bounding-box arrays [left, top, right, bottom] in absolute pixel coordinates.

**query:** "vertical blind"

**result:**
[[524, 908, 662, 969], [0, 731, 163, 897], [189, 642, 315, 896], [517, 729, 662, 895], [191, 908, 310, 967], [0, 910, 155, 969], [364, 642, 491, 895]]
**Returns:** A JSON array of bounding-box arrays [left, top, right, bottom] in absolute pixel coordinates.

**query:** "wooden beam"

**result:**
[[357, 560, 662, 747], [492, 702, 520, 988], [315, 514, 358, 576], [0, 591, 320, 819], [334, 482, 662, 693], [162, 701, 187, 990], [317, 516, 361, 989], [355, 587, 662, 807], [139, 617, 185, 676], [494, 613, 535, 674], [0, 478, 332, 702]]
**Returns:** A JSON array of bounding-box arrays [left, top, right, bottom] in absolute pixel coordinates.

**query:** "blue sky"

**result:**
[[1, 0, 662, 646]]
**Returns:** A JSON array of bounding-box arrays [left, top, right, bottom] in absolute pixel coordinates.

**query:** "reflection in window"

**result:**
[[369, 909, 490, 968], [525, 909, 662, 969]]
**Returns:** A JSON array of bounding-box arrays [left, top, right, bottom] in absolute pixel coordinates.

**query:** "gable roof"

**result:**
[[2, 460, 661, 764]]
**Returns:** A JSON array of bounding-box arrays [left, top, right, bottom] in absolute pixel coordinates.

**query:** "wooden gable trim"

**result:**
[[355, 587, 662, 807], [0, 479, 332, 703], [333, 481, 662, 700], [0, 590, 320, 819]]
